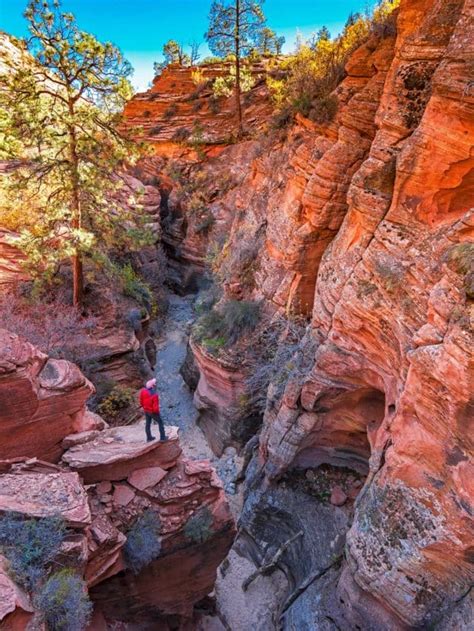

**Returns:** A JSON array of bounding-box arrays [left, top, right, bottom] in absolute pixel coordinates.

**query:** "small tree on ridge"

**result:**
[[206, 0, 266, 136]]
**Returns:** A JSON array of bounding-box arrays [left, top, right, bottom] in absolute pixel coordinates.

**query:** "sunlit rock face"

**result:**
[[123, 61, 273, 156], [141, 0, 473, 627], [251, 0, 474, 627]]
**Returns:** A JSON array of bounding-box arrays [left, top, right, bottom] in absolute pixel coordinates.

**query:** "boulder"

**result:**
[[128, 466, 168, 490], [0, 329, 94, 462], [0, 471, 91, 527]]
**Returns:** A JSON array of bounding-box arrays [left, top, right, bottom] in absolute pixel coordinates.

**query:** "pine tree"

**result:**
[[0, 0, 146, 306], [206, 0, 266, 136], [257, 27, 283, 55], [162, 39, 190, 66]]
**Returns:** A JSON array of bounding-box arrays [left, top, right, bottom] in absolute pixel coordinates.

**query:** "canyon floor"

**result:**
[[153, 291, 244, 513], [152, 291, 286, 630]]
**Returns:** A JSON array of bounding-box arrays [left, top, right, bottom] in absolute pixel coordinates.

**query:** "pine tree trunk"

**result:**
[[72, 253, 83, 307], [235, 0, 244, 137], [68, 103, 83, 307]]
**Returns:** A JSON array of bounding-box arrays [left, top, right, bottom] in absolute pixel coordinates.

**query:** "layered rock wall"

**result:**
[[131, 0, 473, 627], [250, 0, 474, 627], [124, 61, 272, 155]]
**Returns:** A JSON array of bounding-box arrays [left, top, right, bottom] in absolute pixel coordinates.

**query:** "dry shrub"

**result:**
[[0, 288, 97, 363]]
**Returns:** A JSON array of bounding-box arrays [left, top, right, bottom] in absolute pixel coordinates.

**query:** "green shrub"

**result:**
[[124, 510, 161, 574], [119, 263, 156, 313], [201, 336, 226, 353], [444, 243, 474, 299], [269, 1, 398, 124], [184, 507, 213, 544], [97, 384, 134, 420], [0, 513, 66, 590], [193, 299, 261, 349], [200, 56, 222, 65], [444, 243, 474, 276], [35, 569, 92, 631], [222, 299, 260, 344]]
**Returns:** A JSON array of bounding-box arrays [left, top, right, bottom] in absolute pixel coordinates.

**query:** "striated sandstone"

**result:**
[[123, 62, 272, 156], [249, 0, 474, 628], [0, 329, 95, 462], [191, 340, 254, 455]]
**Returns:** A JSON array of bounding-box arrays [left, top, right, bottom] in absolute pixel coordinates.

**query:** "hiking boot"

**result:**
[[160, 436, 169, 442], [147, 436, 156, 442]]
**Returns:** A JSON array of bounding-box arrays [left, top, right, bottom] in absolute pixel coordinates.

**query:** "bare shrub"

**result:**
[[0, 289, 97, 364], [244, 316, 309, 415], [163, 103, 179, 119], [172, 126, 191, 142]]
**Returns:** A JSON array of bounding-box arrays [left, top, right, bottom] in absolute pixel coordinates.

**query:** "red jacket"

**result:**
[[140, 387, 160, 414]]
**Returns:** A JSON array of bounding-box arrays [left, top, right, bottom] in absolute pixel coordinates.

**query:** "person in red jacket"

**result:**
[[139, 378, 167, 442]]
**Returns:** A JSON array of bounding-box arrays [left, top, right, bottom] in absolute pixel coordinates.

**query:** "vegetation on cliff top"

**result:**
[[206, 0, 267, 135], [268, 0, 399, 125], [193, 296, 261, 353]]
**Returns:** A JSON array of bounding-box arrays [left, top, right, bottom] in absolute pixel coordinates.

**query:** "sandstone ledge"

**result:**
[[0, 471, 91, 527], [62, 424, 181, 483]]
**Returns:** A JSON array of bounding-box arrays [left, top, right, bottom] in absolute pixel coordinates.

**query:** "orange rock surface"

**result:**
[[123, 61, 273, 156]]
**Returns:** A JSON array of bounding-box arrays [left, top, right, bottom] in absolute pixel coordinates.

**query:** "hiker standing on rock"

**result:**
[[140, 378, 167, 443]]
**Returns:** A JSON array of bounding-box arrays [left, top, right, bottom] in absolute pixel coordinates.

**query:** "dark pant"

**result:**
[[145, 412, 166, 441]]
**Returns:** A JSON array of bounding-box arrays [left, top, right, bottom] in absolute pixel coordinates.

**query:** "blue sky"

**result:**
[[0, 0, 373, 91]]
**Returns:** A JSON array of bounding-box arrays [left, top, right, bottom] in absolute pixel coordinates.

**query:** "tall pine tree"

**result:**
[[0, 0, 146, 305], [206, 0, 266, 136]]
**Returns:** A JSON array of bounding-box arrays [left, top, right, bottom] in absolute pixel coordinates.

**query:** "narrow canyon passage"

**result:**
[[152, 290, 243, 505], [153, 293, 212, 460]]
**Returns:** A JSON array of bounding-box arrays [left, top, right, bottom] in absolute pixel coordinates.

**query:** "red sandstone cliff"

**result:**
[[122, 1, 473, 628], [123, 61, 273, 156]]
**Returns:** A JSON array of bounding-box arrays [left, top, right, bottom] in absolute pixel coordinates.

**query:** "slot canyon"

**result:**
[[0, 0, 472, 629]]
